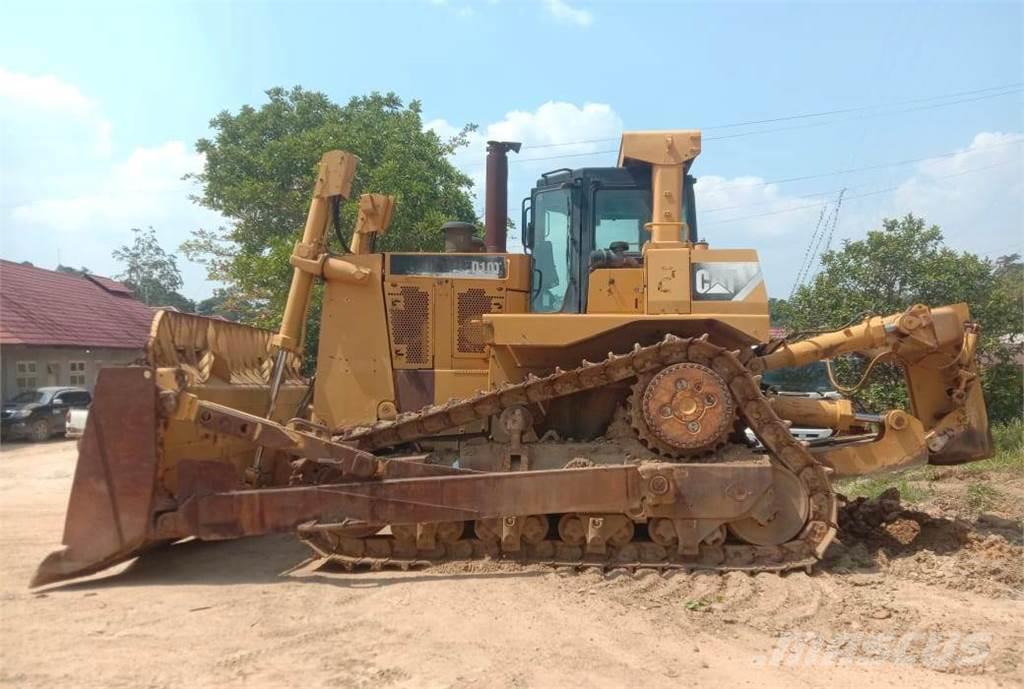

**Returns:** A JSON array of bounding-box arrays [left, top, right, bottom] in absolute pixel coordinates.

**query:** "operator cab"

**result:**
[[522, 166, 699, 313]]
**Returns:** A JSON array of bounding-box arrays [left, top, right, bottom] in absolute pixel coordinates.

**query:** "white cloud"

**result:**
[[423, 117, 460, 140], [890, 132, 1024, 257], [427, 100, 622, 248], [695, 131, 1024, 296], [488, 102, 618, 149], [0, 68, 222, 300], [0, 67, 111, 156], [427, 100, 622, 178], [0, 67, 93, 114], [698, 175, 826, 237], [543, 0, 593, 27], [12, 141, 213, 231]]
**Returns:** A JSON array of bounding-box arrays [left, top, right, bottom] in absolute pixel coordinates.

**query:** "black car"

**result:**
[[1, 387, 92, 442]]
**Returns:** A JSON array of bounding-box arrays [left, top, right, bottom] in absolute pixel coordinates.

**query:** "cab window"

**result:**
[[530, 188, 572, 313], [594, 188, 652, 252], [58, 391, 91, 407]]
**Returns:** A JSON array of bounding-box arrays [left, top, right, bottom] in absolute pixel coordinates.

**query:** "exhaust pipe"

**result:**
[[484, 140, 521, 253]]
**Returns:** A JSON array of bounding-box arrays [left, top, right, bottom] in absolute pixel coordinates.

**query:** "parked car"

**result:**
[[746, 362, 839, 446], [1, 387, 92, 442], [65, 406, 89, 439]]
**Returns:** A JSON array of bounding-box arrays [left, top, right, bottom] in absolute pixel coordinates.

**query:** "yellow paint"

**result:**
[[644, 247, 692, 314], [434, 368, 490, 406], [314, 253, 396, 426], [587, 268, 643, 313]]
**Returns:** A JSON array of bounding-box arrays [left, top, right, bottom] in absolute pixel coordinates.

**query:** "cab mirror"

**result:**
[[521, 196, 533, 248]]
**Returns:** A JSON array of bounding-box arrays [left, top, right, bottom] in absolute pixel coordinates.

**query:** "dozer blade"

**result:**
[[34, 310, 308, 587], [33, 367, 162, 586]]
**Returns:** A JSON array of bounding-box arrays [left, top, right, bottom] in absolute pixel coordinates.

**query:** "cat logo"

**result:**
[[692, 262, 763, 301]]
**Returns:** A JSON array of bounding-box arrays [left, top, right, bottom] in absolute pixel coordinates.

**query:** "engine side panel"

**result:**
[[380, 253, 531, 416]]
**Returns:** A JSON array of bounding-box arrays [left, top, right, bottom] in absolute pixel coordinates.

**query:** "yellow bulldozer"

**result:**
[[33, 131, 992, 586]]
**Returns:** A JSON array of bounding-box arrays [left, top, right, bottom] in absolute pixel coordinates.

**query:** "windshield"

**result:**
[[530, 188, 572, 312], [594, 188, 652, 252], [7, 390, 49, 405]]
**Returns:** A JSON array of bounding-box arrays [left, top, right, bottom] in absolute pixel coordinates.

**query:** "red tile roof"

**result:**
[[0, 260, 155, 349]]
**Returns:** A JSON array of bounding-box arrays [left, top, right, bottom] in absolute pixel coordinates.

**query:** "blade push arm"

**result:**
[[753, 303, 991, 469]]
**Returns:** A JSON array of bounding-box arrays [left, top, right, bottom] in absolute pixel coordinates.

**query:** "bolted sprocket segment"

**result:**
[[629, 362, 737, 457]]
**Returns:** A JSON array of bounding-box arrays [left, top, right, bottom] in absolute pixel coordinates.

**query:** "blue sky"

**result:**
[[1, 0, 1021, 300]]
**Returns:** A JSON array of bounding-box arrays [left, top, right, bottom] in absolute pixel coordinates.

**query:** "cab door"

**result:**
[[525, 183, 582, 313]]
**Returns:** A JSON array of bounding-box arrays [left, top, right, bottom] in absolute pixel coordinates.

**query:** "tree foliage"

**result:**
[[775, 215, 1023, 422], [195, 287, 256, 323], [113, 227, 195, 311], [182, 87, 478, 331], [56, 264, 92, 277]]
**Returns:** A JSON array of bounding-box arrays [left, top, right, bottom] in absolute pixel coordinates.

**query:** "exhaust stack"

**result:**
[[484, 140, 521, 253]]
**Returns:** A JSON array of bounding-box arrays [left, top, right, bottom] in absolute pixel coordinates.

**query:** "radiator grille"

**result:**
[[456, 287, 503, 354], [386, 284, 432, 367]]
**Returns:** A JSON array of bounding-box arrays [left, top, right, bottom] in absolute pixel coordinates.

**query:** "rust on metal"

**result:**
[[639, 362, 736, 453], [484, 140, 521, 253], [167, 465, 641, 541], [33, 367, 161, 587], [394, 370, 435, 413]]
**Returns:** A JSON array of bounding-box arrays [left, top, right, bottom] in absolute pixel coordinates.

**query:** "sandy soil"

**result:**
[[0, 440, 1020, 689]]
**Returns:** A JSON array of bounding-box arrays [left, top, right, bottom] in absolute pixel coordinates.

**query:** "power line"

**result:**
[[701, 157, 1020, 227], [514, 147, 618, 163], [510, 139, 1022, 220], [702, 152, 1022, 215], [514, 88, 1020, 163], [792, 190, 846, 297], [703, 83, 1022, 132], [514, 81, 1023, 153], [810, 189, 847, 283], [708, 137, 1023, 192], [703, 178, 869, 215], [693, 87, 1023, 153], [790, 203, 830, 299]]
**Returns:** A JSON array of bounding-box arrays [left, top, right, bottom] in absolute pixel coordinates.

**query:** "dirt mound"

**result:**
[[831, 488, 1023, 598]]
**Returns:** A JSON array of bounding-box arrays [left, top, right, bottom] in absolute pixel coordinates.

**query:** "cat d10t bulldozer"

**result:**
[[33, 131, 992, 586]]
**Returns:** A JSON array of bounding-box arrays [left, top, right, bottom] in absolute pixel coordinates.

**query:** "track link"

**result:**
[[313, 335, 837, 574]]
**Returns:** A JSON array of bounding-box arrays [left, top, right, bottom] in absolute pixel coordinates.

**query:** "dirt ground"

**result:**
[[1, 440, 1021, 689]]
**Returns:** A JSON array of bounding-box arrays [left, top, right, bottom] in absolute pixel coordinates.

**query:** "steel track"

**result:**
[[311, 335, 837, 573]]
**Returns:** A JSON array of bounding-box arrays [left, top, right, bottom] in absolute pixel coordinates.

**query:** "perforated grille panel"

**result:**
[[386, 284, 432, 368], [456, 287, 504, 355]]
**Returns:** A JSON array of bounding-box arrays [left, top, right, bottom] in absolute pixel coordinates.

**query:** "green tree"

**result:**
[[785, 214, 1023, 422], [56, 264, 92, 277], [113, 227, 195, 311], [768, 297, 791, 328], [182, 87, 478, 333], [195, 287, 256, 322]]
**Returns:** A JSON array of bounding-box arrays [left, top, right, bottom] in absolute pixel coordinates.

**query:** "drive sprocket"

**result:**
[[629, 362, 737, 458]]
